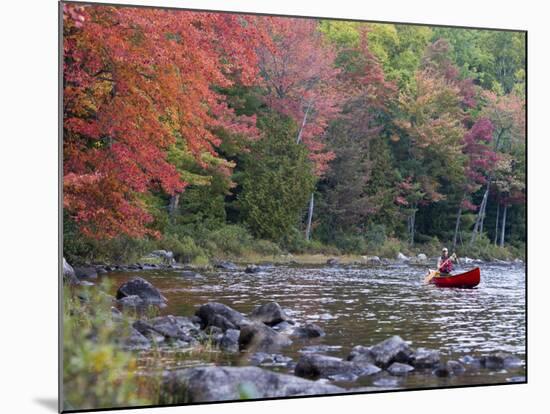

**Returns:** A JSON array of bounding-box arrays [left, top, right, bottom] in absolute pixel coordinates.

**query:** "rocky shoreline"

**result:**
[[63, 251, 525, 286], [63, 256, 525, 402]]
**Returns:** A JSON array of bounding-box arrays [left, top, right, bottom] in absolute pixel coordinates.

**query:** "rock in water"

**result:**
[[250, 302, 290, 326], [294, 354, 380, 380], [368, 335, 413, 368], [239, 322, 292, 353], [481, 353, 523, 369], [118, 295, 145, 308], [213, 261, 238, 270], [195, 302, 249, 331], [411, 348, 441, 369], [290, 323, 325, 339], [387, 362, 415, 376], [326, 258, 339, 266], [347, 345, 375, 364], [161, 366, 344, 403], [245, 265, 264, 274], [116, 277, 167, 305]]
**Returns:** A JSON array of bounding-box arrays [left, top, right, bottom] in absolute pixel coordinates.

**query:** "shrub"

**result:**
[[159, 234, 205, 263], [206, 224, 254, 257], [63, 282, 156, 410]]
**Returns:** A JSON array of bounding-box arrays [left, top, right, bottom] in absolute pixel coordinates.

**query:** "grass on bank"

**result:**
[[64, 222, 525, 267]]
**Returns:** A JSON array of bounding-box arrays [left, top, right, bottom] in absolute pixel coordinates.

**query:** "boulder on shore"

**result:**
[[396, 252, 409, 262], [147, 250, 175, 264], [250, 302, 290, 326], [218, 329, 240, 352], [116, 277, 167, 305], [63, 257, 80, 285], [74, 266, 98, 280], [161, 366, 344, 403]]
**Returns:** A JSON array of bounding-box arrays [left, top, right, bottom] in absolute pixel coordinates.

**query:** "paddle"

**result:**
[[424, 253, 458, 283], [424, 269, 439, 283]]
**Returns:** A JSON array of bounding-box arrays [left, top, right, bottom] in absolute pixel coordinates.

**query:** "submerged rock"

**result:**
[[161, 366, 344, 403], [195, 302, 249, 331], [179, 270, 203, 279], [481, 353, 523, 370], [250, 302, 290, 326], [432, 361, 465, 377], [116, 277, 167, 305], [245, 265, 267, 274], [239, 322, 292, 353]]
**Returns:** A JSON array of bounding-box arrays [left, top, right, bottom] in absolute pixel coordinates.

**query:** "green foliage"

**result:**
[[64, 217, 155, 264], [158, 234, 206, 264], [238, 114, 315, 242], [63, 282, 156, 410]]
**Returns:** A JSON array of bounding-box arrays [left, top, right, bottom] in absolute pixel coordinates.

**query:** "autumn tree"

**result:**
[[255, 17, 344, 240], [63, 4, 264, 239]]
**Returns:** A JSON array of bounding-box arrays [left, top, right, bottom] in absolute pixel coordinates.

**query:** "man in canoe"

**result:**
[[437, 247, 457, 275]]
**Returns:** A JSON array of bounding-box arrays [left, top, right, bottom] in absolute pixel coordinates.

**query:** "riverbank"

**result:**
[[62, 258, 526, 410]]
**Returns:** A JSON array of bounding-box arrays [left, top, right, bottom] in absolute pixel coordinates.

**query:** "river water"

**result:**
[[107, 261, 526, 391]]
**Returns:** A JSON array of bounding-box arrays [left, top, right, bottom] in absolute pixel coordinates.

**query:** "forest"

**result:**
[[62, 4, 526, 265]]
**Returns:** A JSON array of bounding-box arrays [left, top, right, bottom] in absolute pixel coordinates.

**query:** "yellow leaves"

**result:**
[[91, 348, 112, 373]]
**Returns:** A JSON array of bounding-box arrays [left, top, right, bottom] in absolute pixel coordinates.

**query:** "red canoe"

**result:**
[[428, 267, 480, 288]]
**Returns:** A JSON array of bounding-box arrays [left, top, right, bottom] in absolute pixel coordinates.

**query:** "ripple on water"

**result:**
[[107, 263, 525, 389]]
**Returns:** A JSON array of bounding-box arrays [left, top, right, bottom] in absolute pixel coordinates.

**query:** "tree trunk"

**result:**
[[305, 193, 314, 241], [494, 203, 500, 245], [470, 128, 506, 245], [452, 206, 462, 251], [296, 101, 313, 145], [470, 184, 489, 244], [297, 101, 315, 242], [408, 206, 417, 246], [168, 193, 180, 220], [500, 204, 507, 247]]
